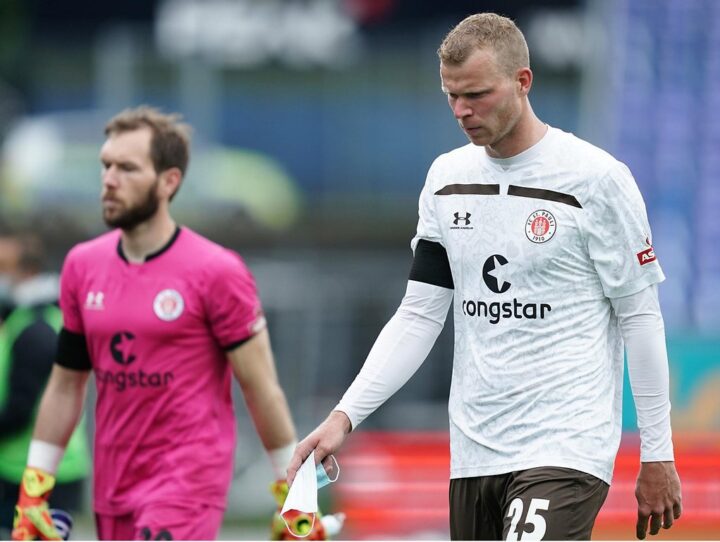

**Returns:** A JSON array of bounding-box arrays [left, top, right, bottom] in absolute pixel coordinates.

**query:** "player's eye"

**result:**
[[467, 91, 488, 99]]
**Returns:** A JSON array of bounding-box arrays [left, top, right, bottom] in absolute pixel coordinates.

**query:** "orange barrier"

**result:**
[[334, 432, 720, 540]]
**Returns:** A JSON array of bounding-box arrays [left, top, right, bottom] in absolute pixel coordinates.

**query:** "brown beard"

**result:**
[[104, 178, 160, 231]]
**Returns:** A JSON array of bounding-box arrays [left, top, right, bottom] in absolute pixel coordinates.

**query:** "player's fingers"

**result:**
[[673, 499, 682, 519], [286, 458, 299, 486], [286, 448, 307, 485], [320, 456, 338, 480], [313, 441, 336, 465], [636, 508, 650, 540], [649, 510, 663, 536], [287, 435, 320, 485], [662, 506, 674, 529]]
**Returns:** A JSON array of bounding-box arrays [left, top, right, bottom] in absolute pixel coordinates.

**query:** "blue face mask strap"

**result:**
[[316, 454, 340, 488]]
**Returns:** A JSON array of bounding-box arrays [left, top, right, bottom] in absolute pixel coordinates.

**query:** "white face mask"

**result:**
[[280, 451, 340, 538]]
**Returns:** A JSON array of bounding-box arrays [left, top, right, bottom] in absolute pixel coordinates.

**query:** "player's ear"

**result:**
[[159, 167, 182, 201], [516, 67, 533, 96]]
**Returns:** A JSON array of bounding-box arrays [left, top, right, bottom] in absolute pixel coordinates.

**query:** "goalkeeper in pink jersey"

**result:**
[[11, 106, 311, 540]]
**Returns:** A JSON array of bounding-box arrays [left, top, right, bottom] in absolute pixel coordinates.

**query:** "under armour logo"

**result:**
[[85, 291, 105, 310], [453, 212, 472, 225]]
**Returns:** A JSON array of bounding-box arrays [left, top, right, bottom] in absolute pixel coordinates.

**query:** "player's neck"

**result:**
[[120, 211, 177, 264], [485, 106, 547, 159]]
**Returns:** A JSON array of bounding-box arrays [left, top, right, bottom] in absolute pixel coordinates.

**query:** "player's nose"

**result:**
[[102, 166, 120, 188], [451, 97, 472, 119]]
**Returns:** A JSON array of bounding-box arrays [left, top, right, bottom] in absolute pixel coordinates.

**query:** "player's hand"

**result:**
[[635, 461, 682, 539], [12, 467, 63, 541], [269, 480, 327, 540], [287, 411, 351, 486]]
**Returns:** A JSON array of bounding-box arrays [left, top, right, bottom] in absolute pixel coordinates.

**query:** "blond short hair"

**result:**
[[437, 13, 530, 75]]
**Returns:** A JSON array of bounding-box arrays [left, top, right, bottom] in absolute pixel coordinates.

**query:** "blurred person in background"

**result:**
[[11, 106, 316, 541], [289, 12, 682, 541], [0, 230, 90, 538]]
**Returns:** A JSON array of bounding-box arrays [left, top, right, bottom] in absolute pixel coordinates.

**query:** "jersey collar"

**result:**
[[116, 226, 182, 263], [485, 125, 555, 170]]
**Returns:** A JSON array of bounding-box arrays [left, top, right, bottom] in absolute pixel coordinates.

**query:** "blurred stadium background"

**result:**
[[0, 0, 718, 539]]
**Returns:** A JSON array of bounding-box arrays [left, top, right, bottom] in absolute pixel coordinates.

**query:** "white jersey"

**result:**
[[412, 126, 664, 483]]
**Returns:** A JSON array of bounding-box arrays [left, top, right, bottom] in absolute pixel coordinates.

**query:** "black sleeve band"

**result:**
[[56, 328, 93, 371], [409, 240, 454, 289], [222, 335, 253, 352]]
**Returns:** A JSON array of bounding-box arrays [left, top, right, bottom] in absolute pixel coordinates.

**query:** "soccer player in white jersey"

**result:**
[[288, 12, 682, 541]]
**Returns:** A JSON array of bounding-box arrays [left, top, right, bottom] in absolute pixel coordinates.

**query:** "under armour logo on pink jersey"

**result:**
[[85, 291, 105, 310]]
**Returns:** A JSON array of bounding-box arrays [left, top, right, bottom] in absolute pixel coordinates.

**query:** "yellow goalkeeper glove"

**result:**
[[11, 467, 63, 541]]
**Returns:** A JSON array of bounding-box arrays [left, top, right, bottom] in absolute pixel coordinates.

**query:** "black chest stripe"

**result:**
[[507, 185, 582, 208], [434, 184, 500, 196]]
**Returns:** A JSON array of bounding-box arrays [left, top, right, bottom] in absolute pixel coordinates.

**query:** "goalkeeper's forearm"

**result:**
[[228, 329, 297, 452], [335, 280, 453, 428], [31, 365, 90, 465]]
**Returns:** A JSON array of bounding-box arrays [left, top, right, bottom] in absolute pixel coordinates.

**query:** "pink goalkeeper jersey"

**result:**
[[59, 227, 265, 515]]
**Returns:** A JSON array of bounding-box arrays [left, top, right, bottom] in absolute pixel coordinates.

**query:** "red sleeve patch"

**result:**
[[637, 246, 657, 266]]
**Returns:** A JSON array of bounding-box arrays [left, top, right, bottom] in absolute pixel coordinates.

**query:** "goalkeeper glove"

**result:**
[[269, 480, 327, 540], [12, 467, 63, 541]]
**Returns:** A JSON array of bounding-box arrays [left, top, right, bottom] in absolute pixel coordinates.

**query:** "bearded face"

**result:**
[[102, 176, 161, 230], [100, 127, 164, 232]]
